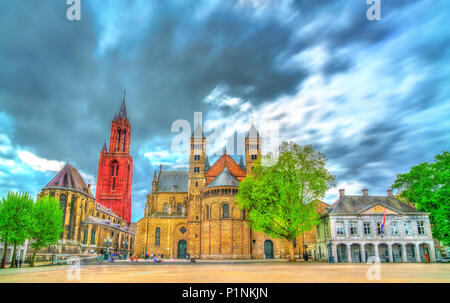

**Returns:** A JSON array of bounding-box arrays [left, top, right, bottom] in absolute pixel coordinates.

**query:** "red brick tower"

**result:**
[[95, 92, 133, 223]]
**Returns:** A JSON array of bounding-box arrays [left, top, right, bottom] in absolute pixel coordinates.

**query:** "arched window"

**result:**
[[241, 210, 245, 220], [111, 161, 119, 190], [163, 203, 168, 212], [122, 131, 127, 152], [67, 195, 76, 238], [90, 228, 96, 244], [155, 227, 161, 247], [177, 203, 182, 212], [59, 194, 67, 210], [223, 204, 229, 218], [205, 205, 210, 220], [116, 129, 121, 151], [83, 228, 88, 244]]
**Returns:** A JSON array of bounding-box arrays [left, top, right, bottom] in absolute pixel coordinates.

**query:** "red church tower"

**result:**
[[96, 92, 133, 223]]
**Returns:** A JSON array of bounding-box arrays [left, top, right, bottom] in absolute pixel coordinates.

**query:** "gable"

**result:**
[[360, 204, 400, 215], [205, 154, 246, 185]]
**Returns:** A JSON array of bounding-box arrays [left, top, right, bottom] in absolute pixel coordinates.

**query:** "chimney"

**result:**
[[387, 189, 393, 197], [362, 189, 368, 197], [339, 189, 345, 198]]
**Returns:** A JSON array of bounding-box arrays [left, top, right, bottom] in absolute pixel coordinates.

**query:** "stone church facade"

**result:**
[[135, 123, 326, 259], [27, 96, 135, 262]]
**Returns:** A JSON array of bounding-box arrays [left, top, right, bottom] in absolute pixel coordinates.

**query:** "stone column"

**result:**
[[387, 244, 393, 263], [332, 244, 338, 263], [415, 243, 421, 263], [86, 225, 92, 247], [429, 241, 436, 262], [402, 244, 408, 262], [361, 243, 366, 263], [375, 243, 380, 262], [347, 244, 352, 263]]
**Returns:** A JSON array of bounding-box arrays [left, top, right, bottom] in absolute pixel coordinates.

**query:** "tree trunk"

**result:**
[[30, 239, 41, 267], [1, 241, 8, 268], [288, 238, 295, 262], [10, 241, 17, 268]]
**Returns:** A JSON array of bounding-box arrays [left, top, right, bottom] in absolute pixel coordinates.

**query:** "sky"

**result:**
[[0, 0, 449, 222]]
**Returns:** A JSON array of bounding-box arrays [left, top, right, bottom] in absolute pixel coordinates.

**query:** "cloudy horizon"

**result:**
[[0, 0, 449, 222]]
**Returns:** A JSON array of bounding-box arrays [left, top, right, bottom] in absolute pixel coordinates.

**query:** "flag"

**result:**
[[380, 205, 386, 233]]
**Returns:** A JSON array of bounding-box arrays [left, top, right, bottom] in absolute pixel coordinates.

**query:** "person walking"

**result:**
[[19, 259, 22, 268], [14, 259, 18, 268]]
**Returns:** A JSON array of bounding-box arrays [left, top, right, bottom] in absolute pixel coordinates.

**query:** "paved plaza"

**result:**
[[0, 261, 448, 283]]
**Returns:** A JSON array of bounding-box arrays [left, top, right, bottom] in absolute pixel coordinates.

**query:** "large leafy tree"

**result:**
[[392, 151, 449, 246], [236, 142, 336, 261], [28, 195, 64, 267], [0, 191, 34, 268]]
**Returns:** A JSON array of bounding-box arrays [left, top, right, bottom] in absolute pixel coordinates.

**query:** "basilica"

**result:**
[[135, 123, 327, 259]]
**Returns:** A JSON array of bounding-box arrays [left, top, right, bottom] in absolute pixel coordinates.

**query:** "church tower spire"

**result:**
[[245, 119, 262, 174], [96, 92, 133, 224]]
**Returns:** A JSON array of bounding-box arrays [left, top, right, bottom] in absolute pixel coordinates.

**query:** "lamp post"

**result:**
[[104, 237, 112, 260], [327, 240, 334, 263], [303, 242, 308, 261], [122, 239, 128, 260]]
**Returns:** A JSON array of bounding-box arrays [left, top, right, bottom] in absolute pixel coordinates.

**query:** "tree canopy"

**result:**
[[29, 194, 64, 266], [392, 151, 449, 246], [236, 142, 335, 261], [0, 191, 34, 268]]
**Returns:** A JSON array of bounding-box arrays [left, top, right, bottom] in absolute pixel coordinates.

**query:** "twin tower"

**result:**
[[94, 92, 263, 227]]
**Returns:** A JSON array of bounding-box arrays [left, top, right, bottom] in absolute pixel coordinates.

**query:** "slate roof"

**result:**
[[245, 123, 260, 138], [117, 97, 127, 119], [44, 163, 93, 197], [191, 123, 205, 138], [205, 154, 246, 185], [205, 166, 239, 188], [157, 171, 189, 192], [328, 195, 425, 215]]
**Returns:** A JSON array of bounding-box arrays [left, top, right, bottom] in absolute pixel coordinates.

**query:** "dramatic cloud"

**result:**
[[0, 0, 449, 221]]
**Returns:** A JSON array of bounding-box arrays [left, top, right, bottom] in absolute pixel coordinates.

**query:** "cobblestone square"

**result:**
[[0, 262, 448, 283]]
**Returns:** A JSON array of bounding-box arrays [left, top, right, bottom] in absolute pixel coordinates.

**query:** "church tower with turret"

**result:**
[[245, 121, 262, 175], [96, 92, 133, 224]]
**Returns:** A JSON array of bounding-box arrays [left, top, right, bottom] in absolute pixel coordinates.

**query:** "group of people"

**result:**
[[144, 252, 162, 264], [13, 258, 23, 268], [107, 252, 123, 262]]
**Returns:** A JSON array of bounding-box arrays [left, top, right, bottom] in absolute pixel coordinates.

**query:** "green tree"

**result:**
[[392, 151, 450, 246], [29, 195, 64, 267], [236, 142, 336, 261], [0, 191, 34, 268]]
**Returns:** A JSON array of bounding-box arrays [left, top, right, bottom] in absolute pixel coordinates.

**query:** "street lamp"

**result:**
[[327, 240, 334, 263], [303, 242, 308, 261], [122, 239, 128, 260], [104, 237, 112, 260]]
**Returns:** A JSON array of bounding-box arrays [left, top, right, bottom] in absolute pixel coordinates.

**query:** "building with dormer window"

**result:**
[[315, 188, 436, 263]]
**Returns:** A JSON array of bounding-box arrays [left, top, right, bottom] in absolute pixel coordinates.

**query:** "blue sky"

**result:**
[[0, 0, 449, 222]]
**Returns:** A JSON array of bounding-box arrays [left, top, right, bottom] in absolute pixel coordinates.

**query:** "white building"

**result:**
[[0, 240, 29, 264], [316, 189, 436, 263]]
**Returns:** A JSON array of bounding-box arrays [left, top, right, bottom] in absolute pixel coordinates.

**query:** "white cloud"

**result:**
[[17, 150, 64, 172]]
